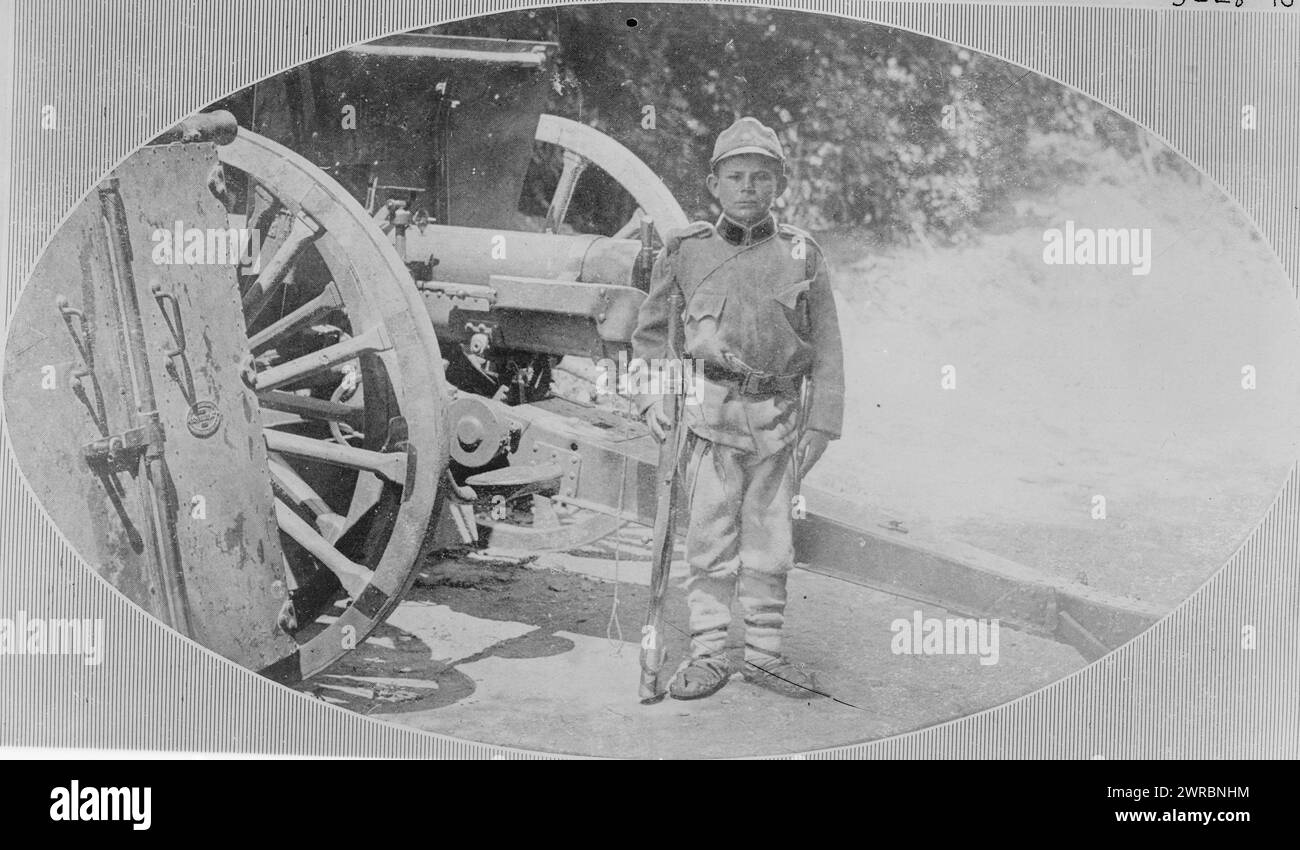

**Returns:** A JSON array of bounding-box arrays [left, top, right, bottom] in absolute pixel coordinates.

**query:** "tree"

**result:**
[[432, 4, 1151, 244]]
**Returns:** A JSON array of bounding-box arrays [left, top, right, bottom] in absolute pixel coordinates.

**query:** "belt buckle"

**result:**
[[741, 372, 766, 395]]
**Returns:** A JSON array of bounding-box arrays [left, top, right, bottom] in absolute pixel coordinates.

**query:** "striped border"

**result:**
[[1, 0, 1296, 759]]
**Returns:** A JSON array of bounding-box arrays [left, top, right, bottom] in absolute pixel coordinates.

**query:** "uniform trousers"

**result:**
[[681, 432, 796, 663]]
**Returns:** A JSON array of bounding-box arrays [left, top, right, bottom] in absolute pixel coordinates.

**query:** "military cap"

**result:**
[[710, 117, 786, 168]]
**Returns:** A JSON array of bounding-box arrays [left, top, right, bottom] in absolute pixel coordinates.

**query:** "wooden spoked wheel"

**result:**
[[533, 114, 689, 243], [218, 130, 449, 682]]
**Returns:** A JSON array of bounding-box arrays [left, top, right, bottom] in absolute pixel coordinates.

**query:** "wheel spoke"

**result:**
[[264, 428, 408, 487], [247, 182, 282, 235], [242, 210, 322, 323], [251, 324, 391, 391], [256, 390, 365, 430], [544, 150, 590, 233], [612, 208, 646, 240], [273, 500, 369, 597], [267, 452, 349, 542], [247, 281, 344, 351]]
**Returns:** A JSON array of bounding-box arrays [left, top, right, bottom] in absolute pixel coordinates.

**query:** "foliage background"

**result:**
[[431, 3, 1183, 245]]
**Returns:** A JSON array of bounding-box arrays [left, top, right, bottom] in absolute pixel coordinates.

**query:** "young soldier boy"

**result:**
[[631, 117, 845, 699]]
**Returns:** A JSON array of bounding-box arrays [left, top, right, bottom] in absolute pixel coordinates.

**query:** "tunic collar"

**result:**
[[716, 213, 776, 246]]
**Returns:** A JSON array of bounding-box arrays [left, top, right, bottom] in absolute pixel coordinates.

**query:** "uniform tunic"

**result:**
[[630, 213, 846, 660], [632, 215, 844, 453]]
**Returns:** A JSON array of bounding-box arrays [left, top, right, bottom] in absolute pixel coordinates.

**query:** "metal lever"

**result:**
[[150, 281, 186, 359], [54, 295, 94, 382]]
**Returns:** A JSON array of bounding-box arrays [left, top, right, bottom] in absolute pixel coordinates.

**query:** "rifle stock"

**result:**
[[638, 288, 685, 703]]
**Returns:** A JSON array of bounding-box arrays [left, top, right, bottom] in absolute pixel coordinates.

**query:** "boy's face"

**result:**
[[707, 154, 784, 223]]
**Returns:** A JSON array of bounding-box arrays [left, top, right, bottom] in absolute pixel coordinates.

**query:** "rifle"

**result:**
[[792, 374, 814, 508], [638, 286, 686, 703]]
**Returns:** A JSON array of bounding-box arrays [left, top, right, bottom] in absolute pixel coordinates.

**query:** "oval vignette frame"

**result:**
[[0, 0, 1297, 759]]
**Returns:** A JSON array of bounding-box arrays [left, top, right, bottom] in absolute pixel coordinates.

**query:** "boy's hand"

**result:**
[[796, 430, 830, 480], [644, 400, 672, 443]]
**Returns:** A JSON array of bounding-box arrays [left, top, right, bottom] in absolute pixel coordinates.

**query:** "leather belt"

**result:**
[[703, 362, 803, 396]]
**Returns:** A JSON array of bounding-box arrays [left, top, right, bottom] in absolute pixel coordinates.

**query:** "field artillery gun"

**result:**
[[2, 34, 1163, 685]]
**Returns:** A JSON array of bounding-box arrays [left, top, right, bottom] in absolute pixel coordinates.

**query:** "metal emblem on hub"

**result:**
[[186, 400, 222, 438]]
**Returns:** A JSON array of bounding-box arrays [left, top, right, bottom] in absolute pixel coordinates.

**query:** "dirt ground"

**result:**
[[301, 546, 1081, 758]]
